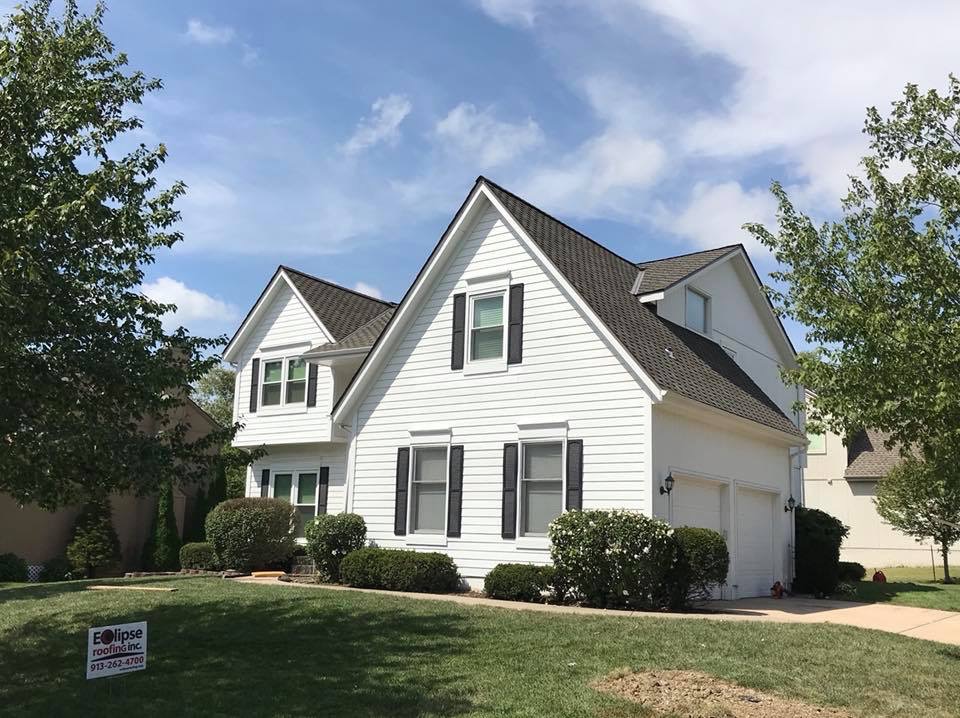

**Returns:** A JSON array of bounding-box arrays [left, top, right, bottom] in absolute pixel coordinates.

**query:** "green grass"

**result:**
[[2, 577, 960, 717], [847, 565, 960, 612]]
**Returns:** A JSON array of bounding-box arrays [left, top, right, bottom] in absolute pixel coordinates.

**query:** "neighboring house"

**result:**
[[803, 405, 933, 567], [0, 397, 220, 576], [224, 177, 806, 597]]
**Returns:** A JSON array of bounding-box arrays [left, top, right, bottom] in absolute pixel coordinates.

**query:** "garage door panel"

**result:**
[[673, 479, 723, 533], [736, 487, 775, 597]]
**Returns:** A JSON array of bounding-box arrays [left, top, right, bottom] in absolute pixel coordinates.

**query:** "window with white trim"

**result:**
[[469, 293, 505, 362], [685, 287, 709, 334], [806, 432, 826, 454], [410, 446, 448, 534], [520, 441, 563, 537], [271, 470, 319, 538], [261, 357, 306, 407]]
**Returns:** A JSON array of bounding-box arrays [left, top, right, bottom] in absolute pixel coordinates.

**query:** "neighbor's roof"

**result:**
[[845, 429, 903, 479], [281, 266, 395, 341], [481, 178, 802, 437], [308, 308, 397, 356], [634, 246, 741, 295]]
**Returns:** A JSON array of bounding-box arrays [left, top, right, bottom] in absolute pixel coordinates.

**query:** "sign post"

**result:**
[[86, 621, 147, 680]]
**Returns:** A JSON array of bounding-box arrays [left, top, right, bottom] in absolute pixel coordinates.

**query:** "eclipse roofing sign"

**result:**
[[86, 621, 147, 679]]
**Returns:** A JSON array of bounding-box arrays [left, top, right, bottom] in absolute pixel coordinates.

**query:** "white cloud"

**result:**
[[341, 95, 413, 155], [352, 282, 383, 300], [474, 0, 542, 27], [184, 19, 235, 45], [241, 44, 260, 67], [141, 277, 239, 331], [435, 103, 544, 169]]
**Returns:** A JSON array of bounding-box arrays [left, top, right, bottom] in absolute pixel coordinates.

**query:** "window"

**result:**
[[807, 432, 826, 454], [685, 288, 708, 334], [271, 471, 319, 539], [520, 442, 563, 537], [410, 446, 448, 534], [261, 360, 283, 406], [470, 294, 504, 361], [260, 357, 307, 407]]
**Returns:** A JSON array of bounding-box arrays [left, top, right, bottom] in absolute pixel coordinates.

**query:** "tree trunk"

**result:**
[[942, 543, 953, 584]]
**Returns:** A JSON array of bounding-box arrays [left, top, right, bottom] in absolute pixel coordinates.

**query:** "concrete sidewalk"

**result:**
[[237, 577, 960, 647]]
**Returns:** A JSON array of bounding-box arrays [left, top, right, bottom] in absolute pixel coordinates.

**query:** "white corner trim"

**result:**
[[408, 427, 452, 445], [637, 291, 665, 303], [516, 419, 568, 441]]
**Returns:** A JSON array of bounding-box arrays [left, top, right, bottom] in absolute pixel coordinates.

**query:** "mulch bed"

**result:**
[[595, 669, 854, 718]]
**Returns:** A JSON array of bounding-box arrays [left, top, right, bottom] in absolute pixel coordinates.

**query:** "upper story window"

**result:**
[[807, 431, 826, 454], [470, 293, 505, 361], [261, 357, 306, 407], [520, 441, 563, 537], [410, 446, 448, 534], [685, 287, 709, 334]]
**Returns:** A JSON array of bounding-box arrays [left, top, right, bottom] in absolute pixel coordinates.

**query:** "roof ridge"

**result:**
[[280, 265, 396, 307], [477, 175, 639, 271], [636, 244, 741, 268]]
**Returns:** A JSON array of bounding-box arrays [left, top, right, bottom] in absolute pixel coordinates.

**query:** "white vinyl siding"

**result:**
[[349, 202, 652, 582], [232, 281, 335, 447]]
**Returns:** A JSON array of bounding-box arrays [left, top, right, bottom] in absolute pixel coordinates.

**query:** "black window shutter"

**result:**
[[451, 293, 466, 370], [565, 440, 583, 511], [259, 468, 270, 498], [249, 358, 260, 413], [446, 445, 464, 538], [306, 362, 319, 408], [394, 447, 410, 535], [317, 467, 330, 514], [507, 283, 524, 364], [501, 443, 518, 539]]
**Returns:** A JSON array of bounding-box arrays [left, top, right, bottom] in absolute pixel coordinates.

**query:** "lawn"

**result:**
[[2, 577, 960, 718], [848, 565, 960, 612]]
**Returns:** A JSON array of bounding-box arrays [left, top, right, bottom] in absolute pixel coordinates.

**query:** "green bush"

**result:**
[[39, 556, 73, 582], [179, 542, 218, 570], [340, 548, 460, 593], [672, 526, 730, 604], [549, 510, 680, 609], [794, 506, 849, 595], [0, 553, 28, 582], [304, 513, 366, 582], [205, 497, 296, 572], [142, 479, 181, 571], [838, 561, 866, 582], [484, 563, 555, 602], [66, 498, 121, 578]]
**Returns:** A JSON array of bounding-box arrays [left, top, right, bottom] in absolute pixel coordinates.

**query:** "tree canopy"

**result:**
[[0, 1, 233, 508]]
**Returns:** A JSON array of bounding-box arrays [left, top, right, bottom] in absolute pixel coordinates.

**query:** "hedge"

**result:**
[[484, 563, 555, 602], [304, 513, 366, 582], [0, 553, 28, 582], [672, 526, 729, 604], [39, 556, 73, 582], [205, 498, 296, 572], [142, 479, 181, 571], [794, 506, 849, 595], [340, 548, 460, 593], [180, 542, 218, 570], [838, 561, 866, 583]]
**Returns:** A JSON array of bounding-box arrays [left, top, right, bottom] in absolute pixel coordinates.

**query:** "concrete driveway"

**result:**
[[701, 597, 960, 645]]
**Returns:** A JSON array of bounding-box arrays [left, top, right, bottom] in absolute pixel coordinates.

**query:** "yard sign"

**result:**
[[86, 621, 147, 679]]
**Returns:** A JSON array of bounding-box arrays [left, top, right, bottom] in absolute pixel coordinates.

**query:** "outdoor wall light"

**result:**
[[784, 495, 797, 512], [659, 472, 675, 495]]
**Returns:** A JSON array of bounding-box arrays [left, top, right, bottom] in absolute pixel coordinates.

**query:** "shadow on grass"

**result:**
[[0, 579, 476, 717], [853, 581, 943, 604]]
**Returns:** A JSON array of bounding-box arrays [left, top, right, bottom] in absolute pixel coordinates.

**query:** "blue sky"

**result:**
[[57, 1, 960, 349]]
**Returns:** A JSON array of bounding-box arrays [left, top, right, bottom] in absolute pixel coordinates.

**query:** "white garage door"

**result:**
[[736, 487, 775, 597], [672, 478, 724, 533]]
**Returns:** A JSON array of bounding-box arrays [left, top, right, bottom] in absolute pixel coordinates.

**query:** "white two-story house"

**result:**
[[223, 177, 805, 596]]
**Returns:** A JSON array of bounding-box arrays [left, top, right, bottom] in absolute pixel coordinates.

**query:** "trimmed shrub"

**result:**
[[671, 526, 730, 605], [0, 553, 28, 582], [549, 510, 680, 610], [66, 498, 121, 578], [142, 479, 181, 571], [794, 506, 849, 595], [484, 563, 555, 602], [304, 513, 367, 582], [180, 542, 218, 570], [39, 556, 73, 582], [340, 548, 460, 593], [838, 561, 866, 582], [205, 497, 296, 572]]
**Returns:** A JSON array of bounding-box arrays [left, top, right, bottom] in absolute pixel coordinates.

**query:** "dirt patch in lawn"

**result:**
[[595, 669, 854, 718]]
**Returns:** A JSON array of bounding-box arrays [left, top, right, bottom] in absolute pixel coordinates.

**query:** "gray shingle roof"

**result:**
[[845, 429, 903, 479], [482, 178, 801, 437], [310, 308, 396, 355], [282, 266, 395, 341], [635, 246, 741, 294]]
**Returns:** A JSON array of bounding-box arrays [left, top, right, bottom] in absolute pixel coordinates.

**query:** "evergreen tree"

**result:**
[[142, 479, 181, 571], [66, 497, 121, 578]]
